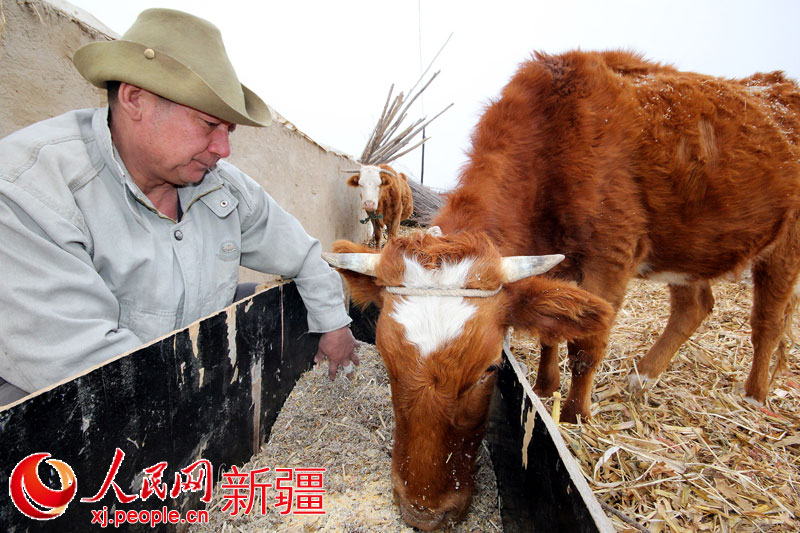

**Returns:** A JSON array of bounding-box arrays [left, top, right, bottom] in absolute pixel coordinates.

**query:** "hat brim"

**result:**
[[74, 40, 272, 127]]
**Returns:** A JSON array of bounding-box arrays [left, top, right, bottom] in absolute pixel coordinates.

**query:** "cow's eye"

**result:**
[[479, 364, 501, 383]]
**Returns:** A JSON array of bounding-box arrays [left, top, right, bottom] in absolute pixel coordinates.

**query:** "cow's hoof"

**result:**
[[743, 394, 765, 407], [628, 373, 657, 393], [559, 401, 590, 424]]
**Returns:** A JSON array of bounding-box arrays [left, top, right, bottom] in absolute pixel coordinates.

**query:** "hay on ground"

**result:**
[[512, 278, 800, 533], [189, 343, 501, 532]]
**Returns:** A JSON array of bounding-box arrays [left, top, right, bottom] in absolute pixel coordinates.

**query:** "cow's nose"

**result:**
[[364, 201, 377, 211]]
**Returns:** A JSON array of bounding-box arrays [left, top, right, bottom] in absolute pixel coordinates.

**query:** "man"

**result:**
[[0, 8, 358, 405]]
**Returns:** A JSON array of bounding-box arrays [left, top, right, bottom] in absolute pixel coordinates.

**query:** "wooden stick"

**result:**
[[406, 32, 453, 97], [360, 84, 395, 162], [600, 502, 653, 533], [377, 103, 454, 163], [385, 137, 430, 164]]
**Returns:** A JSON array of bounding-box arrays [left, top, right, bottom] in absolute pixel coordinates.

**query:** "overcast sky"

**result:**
[[67, 0, 800, 191]]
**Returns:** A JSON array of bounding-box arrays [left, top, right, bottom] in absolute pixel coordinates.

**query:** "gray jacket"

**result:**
[[0, 107, 350, 401]]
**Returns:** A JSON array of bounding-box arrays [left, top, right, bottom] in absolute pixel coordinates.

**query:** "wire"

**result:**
[[418, 0, 425, 183]]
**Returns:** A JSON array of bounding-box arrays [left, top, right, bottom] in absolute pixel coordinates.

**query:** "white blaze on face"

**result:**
[[358, 165, 383, 211], [389, 256, 478, 358]]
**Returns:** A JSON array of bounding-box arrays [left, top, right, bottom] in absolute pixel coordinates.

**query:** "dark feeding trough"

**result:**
[[0, 282, 612, 532]]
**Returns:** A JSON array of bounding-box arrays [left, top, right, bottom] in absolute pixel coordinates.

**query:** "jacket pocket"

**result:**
[[119, 300, 179, 343]]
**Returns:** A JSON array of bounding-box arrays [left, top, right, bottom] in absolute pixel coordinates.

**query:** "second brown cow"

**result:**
[[346, 163, 413, 248]]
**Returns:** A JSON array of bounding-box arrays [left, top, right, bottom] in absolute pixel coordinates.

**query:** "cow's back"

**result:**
[[626, 59, 800, 276], [438, 50, 800, 280]]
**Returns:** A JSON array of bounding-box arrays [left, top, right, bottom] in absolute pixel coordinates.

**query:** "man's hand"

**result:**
[[314, 326, 359, 380]]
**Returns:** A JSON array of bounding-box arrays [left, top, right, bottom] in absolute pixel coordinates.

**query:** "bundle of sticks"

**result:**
[[359, 71, 453, 166]]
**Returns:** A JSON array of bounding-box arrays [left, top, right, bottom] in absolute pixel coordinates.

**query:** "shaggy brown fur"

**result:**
[[436, 50, 800, 422]]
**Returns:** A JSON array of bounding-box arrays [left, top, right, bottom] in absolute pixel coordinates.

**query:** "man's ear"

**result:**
[[503, 277, 614, 343], [329, 240, 383, 310], [346, 175, 360, 187], [115, 82, 151, 121]]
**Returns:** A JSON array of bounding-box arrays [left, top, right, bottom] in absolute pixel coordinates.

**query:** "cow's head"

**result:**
[[345, 164, 397, 212], [324, 229, 613, 530]]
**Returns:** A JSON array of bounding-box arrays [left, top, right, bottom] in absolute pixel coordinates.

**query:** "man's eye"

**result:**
[[205, 120, 218, 128]]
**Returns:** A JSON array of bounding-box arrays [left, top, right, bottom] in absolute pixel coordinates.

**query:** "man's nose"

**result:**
[[209, 125, 232, 159]]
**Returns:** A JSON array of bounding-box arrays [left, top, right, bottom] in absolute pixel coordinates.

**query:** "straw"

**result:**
[[512, 277, 800, 532]]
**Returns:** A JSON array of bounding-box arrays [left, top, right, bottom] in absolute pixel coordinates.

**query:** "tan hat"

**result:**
[[73, 8, 272, 127]]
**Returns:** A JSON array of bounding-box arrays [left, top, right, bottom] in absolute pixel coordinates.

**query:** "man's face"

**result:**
[[137, 95, 237, 188]]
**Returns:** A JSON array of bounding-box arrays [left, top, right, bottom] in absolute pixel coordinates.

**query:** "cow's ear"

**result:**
[[329, 240, 383, 309], [347, 175, 360, 187], [503, 277, 614, 343]]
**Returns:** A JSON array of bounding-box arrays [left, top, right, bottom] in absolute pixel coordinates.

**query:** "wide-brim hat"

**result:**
[[73, 8, 272, 127]]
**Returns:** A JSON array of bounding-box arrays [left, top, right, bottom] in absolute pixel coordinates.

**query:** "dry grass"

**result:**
[[189, 343, 501, 532], [511, 278, 800, 532]]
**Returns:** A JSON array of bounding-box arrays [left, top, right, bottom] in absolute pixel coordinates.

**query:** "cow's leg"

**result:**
[[533, 343, 560, 397], [559, 268, 627, 423], [772, 293, 799, 382], [630, 281, 714, 389], [746, 258, 800, 404], [561, 334, 609, 422], [389, 214, 402, 241], [371, 218, 382, 248]]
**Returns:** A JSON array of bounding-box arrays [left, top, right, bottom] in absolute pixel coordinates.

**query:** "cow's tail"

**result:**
[[771, 292, 799, 385]]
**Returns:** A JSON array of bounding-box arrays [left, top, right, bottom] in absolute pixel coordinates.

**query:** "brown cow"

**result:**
[[325, 230, 613, 529], [326, 50, 800, 529], [346, 163, 413, 248]]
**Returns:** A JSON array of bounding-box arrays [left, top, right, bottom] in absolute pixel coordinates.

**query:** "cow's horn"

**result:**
[[322, 252, 379, 277], [501, 254, 565, 283], [340, 169, 362, 174], [379, 169, 397, 177]]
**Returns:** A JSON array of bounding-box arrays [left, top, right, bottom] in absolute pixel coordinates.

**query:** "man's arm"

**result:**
[[229, 166, 357, 376], [0, 186, 144, 395], [233, 169, 350, 329]]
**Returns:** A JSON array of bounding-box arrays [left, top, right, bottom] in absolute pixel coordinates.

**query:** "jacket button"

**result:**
[[174, 230, 184, 241], [220, 200, 229, 208]]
